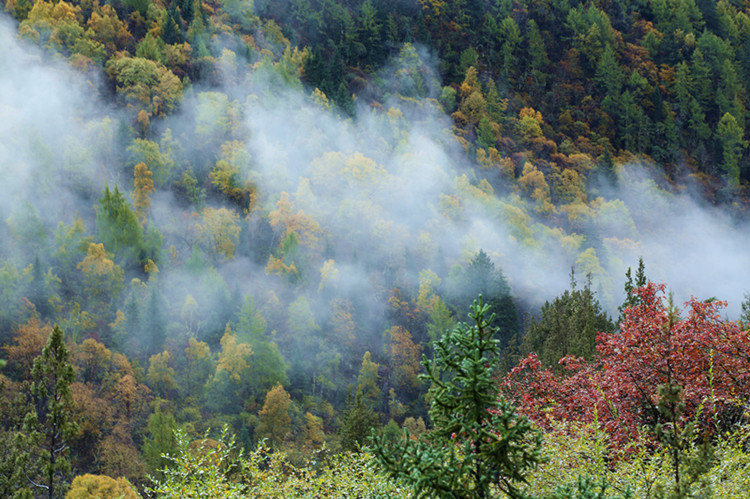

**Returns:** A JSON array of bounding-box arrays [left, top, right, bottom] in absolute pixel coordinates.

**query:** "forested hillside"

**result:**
[[2, 0, 750, 496]]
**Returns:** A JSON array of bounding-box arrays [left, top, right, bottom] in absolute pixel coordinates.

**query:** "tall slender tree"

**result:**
[[16, 325, 78, 499], [618, 257, 648, 322]]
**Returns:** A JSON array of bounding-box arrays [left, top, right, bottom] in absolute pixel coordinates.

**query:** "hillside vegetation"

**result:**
[[2, 0, 750, 497]]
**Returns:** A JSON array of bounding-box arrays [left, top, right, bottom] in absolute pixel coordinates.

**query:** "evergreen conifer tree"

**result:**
[[15, 325, 78, 499], [340, 390, 380, 452], [524, 271, 614, 367], [618, 257, 648, 323], [371, 296, 542, 498]]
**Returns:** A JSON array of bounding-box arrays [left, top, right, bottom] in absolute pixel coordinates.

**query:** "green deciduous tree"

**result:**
[[146, 350, 177, 400], [372, 297, 543, 498], [146, 426, 243, 499], [652, 382, 714, 498], [18, 0, 85, 56], [133, 162, 155, 226], [183, 338, 213, 399], [197, 207, 242, 261], [355, 351, 380, 410], [235, 298, 287, 407], [105, 56, 183, 116], [387, 326, 423, 401], [127, 134, 177, 188], [76, 243, 124, 332]]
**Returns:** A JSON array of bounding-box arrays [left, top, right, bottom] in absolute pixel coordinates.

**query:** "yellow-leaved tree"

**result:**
[[76, 243, 124, 326], [256, 383, 292, 449], [105, 56, 183, 117], [146, 351, 176, 400], [197, 207, 241, 261], [133, 162, 155, 226], [66, 474, 139, 499], [268, 192, 322, 251], [215, 325, 253, 383], [518, 162, 556, 215]]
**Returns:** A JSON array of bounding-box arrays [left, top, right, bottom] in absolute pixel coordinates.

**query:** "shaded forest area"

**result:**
[[2, 0, 750, 496]]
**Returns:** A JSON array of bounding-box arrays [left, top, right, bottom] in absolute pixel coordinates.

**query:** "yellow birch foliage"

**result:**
[[257, 383, 292, 448], [517, 107, 545, 142], [73, 337, 112, 383], [557, 169, 590, 224], [518, 162, 556, 215], [574, 247, 613, 305], [97, 421, 147, 485], [311, 88, 331, 110], [387, 326, 423, 395], [114, 373, 140, 420], [357, 351, 381, 408], [133, 162, 155, 226], [477, 147, 516, 180], [415, 269, 441, 313], [146, 350, 176, 398], [104, 56, 183, 116], [209, 140, 257, 213], [197, 206, 241, 260], [300, 411, 325, 454], [268, 192, 321, 250], [86, 3, 131, 53], [70, 382, 113, 463], [66, 474, 139, 499], [216, 324, 253, 383], [331, 298, 356, 347], [185, 337, 211, 369], [311, 151, 388, 189], [77, 242, 125, 302], [403, 416, 427, 440], [318, 259, 339, 291], [265, 254, 298, 278], [19, 1, 83, 51], [456, 66, 486, 127], [185, 337, 212, 392]]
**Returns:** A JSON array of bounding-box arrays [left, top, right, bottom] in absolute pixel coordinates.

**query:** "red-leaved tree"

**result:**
[[504, 283, 750, 450]]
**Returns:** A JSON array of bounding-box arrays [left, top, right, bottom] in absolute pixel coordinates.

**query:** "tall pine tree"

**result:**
[[15, 325, 78, 499]]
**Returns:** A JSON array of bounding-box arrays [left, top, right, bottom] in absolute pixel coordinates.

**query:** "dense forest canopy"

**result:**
[[2, 0, 750, 496]]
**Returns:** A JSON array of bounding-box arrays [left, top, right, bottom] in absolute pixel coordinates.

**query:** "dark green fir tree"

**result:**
[[371, 296, 543, 498]]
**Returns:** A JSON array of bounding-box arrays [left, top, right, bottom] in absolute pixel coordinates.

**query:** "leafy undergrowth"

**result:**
[[524, 420, 750, 499]]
